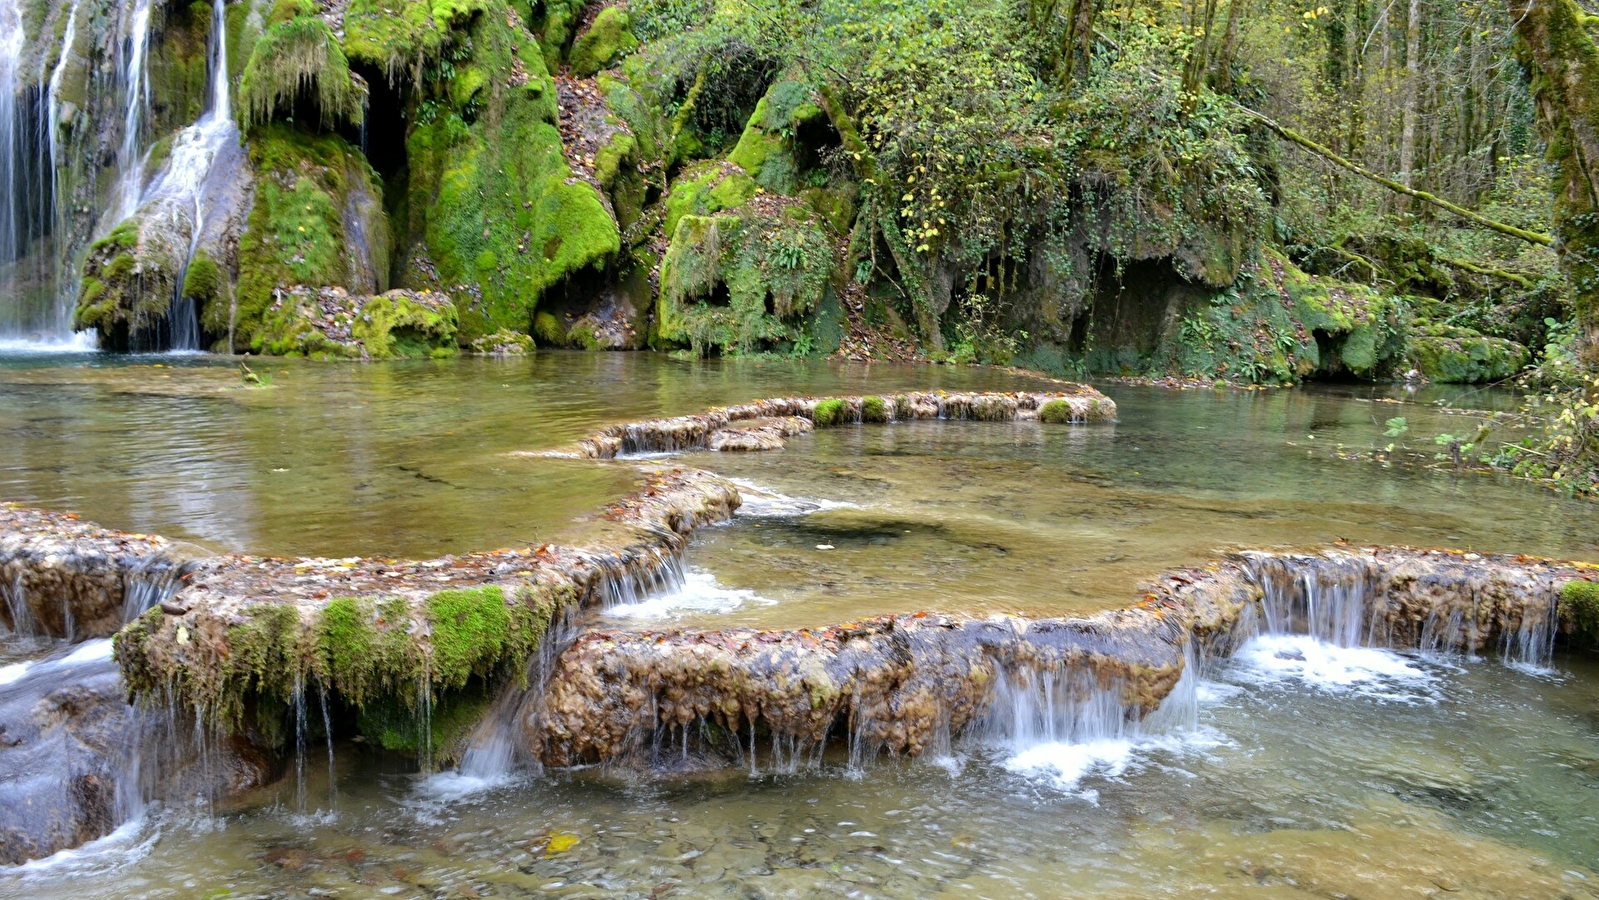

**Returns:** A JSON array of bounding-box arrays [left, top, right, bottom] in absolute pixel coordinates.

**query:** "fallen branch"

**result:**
[[1237, 105, 1554, 247]]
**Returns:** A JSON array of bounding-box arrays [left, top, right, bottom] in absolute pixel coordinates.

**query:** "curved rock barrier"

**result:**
[[526, 547, 1591, 769], [571, 388, 1117, 459], [113, 470, 740, 738]]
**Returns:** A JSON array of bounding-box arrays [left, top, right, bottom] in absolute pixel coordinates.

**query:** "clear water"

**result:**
[[2, 351, 1597, 896], [2, 648, 1595, 899]]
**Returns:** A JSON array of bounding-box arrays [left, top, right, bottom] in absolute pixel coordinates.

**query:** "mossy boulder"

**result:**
[[73, 220, 184, 350], [1561, 579, 1599, 648], [1038, 399, 1077, 424], [663, 162, 757, 237], [398, 0, 620, 343], [812, 398, 846, 426], [238, 2, 366, 128], [656, 205, 836, 354], [353, 291, 459, 357], [255, 286, 456, 357], [569, 6, 639, 77], [1411, 328, 1529, 383], [726, 79, 832, 196], [470, 328, 536, 355], [223, 125, 390, 352]]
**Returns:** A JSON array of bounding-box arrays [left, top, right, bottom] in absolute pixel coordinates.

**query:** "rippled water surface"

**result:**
[[3, 350, 1598, 897]]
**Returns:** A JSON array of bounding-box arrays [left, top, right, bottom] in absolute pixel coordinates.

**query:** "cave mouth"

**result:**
[[347, 64, 411, 185]]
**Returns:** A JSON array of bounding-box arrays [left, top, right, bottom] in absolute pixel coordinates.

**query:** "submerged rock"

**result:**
[[708, 416, 813, 452]]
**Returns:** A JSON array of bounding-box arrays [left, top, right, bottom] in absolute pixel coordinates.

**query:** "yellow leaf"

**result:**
[[545, 832, 580, 856]]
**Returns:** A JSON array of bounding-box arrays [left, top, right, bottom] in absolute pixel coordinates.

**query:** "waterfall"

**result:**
[[134, 0, 236, 351], [0, 0, 56, 344], [1243, 552, 1559, 668], [115, 0, 153, 223]]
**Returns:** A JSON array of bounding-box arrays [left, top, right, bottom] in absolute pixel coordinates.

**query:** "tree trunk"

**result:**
[[1398, 0, 1422, 202], [1510, 0, 1599, 365]]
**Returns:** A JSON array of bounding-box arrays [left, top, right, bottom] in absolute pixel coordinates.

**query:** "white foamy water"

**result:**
[[0, 333, 99, 353], [7, 817, 157, 877], [1004, 738, 1136, 793], [603, 568, 769, 619], [1229, 633, 1439, 702], [0, 639, 113, 686], [0, 660, 30, 685], [727, 478, 858, 517]]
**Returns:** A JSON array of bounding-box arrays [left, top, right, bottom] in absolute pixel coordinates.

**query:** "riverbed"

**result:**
[[2, 350, 1596, 898]]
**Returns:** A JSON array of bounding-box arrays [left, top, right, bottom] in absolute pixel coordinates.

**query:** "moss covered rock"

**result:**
[[1411, 329, 1530, 383], [1560, 579, 1599, 648], [255, 286, 456, 357], [223, 125, 390, 351], [238, 0, 366, 128], [656, 203, 836, 355], [398, 1, 620, 343], [73, 220, 185, 350], [470, 328, 536, 355], [569, 6, 639, 77]]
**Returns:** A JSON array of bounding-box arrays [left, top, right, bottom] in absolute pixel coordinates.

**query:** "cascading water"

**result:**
[[132, 0, 235, 351], [114, 0, 153, 224], [1244, 552, 1559, 668], [0, 0, 57, 344]]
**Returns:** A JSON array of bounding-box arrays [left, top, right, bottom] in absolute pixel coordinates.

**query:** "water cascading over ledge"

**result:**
[[524, 547, 1582, 771], [3, 387, 1594, 862]]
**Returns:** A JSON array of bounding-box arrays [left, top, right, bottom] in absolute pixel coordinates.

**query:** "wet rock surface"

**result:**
[[531, 547, 1592, 769], [0, 503, 188, 640], [0, 641, 274, 865], [573, 388, 1118, 458]]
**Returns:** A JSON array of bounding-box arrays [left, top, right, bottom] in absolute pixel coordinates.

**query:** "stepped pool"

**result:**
[[2, 350, 1597, 898]]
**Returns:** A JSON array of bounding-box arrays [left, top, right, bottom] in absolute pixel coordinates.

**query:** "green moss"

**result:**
[[861, 395, 888, 423], [569, 6, 638, 77], [238, 12, 365, 128], [182, 251, 222, 304], [73, 220, 184, 344], [655, 203, 835, 354], [813, 398, 846, 426], [470, 328, 536, 354], [1411, 332, 1529, 383], [1561, 579, 1599, 647], [1038, 399, 1077, 424], [227, 125, 387, 352], [398, 5, 620, 342], [356, 682, 493, 761], [663, 163, 756, 237], [594, 132, 636, 190], [146, 1, 215, 135], [534, 310, 568, 344]]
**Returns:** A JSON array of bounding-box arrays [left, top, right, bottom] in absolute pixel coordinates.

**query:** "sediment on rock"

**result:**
[[108, 470, 740, 745], [1, 504, 190, 641], [528, 547, 1591, 769], [571, 387, 1118, 459]]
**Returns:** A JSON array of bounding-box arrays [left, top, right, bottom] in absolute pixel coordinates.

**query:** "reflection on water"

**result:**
[[3, 351, 1598, 896], [0, 352, 1058, 558]]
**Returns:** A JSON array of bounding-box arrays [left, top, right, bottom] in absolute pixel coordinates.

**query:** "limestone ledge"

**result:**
[[528, 546, 1593, 768], [110, 469, 741, 731], [569, 388, 1118, 459], [0, 503, 188, 640]]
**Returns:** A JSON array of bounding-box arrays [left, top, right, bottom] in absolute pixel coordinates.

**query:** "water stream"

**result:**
[[1, 353, 1597, 895]]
